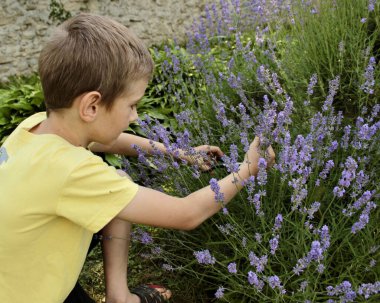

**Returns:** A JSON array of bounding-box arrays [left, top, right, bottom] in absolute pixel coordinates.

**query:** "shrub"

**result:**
[[124, 0, 380, 302], [0, 74, 45, 144]]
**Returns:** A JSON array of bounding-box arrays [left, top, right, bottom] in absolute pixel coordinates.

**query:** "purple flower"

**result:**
[[221, 144, 240, 173], [249, 190, 265, 216], [357, 123, 378, 141], [328, 140, 339, 153], [290, 183, 308, 211], [369, 259, 376, 268], [336, 157, 358, 189], [162, 264, 174, 271], [194, 249, 216, 265], [237, 103, 253, 128], [300, 280, 308, 292], [341, 125, 351, 150], [293, 239, 326, 275], [345, 190, 374, 214], [371, 104, 380, 119], [217, 223, 234, 235], [215, 286, 225, 299], [267, 275, 282, 289], [212, 94, 230, 127], [151, 246, 162, 255], [131, 228, 154, 244], [361, 17, 367, 23], [307, 73, 318, 95], [271, 72, 284, 94], [305, 201, 320, 219], [249, 252, 268, 273], [293, 256, 309, 275], [317, 263, 325, 273], [240, 131, 250, 152], [257, 158, 268, 186], [272, 95, 293, 143], [322, 76, 340, 112], [257, 65, 268, 85], [327, 281, 357, 303], [333, 186, 345, 197], [255, 233, 262, 243], [368, 0, 376, 12], [210, 178, 225, 203], [358, 282, 380, 299], [319, 160, 335, 179], [360, 57, 376, 94], [308, 241, 323, 261], [318, 225, 331, 250], [351, 201, 377, 233], [273, 214, 283, 232], [370, 245, 379, 253], [175, 109, 193, 127], [269, 235, 279, 255], [227, 262, 237, 274], [248, 271, 264, 290]]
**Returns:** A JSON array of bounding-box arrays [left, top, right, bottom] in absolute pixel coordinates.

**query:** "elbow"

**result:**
[[181, 218, 201, 231], [176, 204, 202, 231]]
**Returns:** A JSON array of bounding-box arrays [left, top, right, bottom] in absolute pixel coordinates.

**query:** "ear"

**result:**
[[78, 91, 102, 122]]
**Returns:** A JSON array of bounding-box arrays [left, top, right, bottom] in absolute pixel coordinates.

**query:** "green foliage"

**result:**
[[0, 74, 45, 144], [132, 41, 207, 136], [279, 0, 380, 115], [119, 1, 380, 302], [49, 0, 72, 24]]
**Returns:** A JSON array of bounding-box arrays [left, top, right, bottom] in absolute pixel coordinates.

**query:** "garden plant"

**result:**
[[122, 0, 380, 302], [0, 0, 379, 302]]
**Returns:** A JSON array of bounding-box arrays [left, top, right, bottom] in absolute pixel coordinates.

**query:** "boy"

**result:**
[[0, 14, 274, 303]]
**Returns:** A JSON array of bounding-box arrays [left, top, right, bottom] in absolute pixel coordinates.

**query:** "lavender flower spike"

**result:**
[[194, 249, 216, 265], [248, 271, 264, 290], [227, 262, 237, 274], [360, 57, 376, 94], [210, 178, 225, 203], [358, 282, 380, 299], [273, 213, 283, 232], [215, 286, 225, 299], [326, 281, 356, 303]]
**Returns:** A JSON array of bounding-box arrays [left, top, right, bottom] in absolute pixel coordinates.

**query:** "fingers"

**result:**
[[267, 145, 275, 160], [195, 145, 224, 158], [207, 145, 224, 158], [266, 145, 276, 168], [251, 136, 260, 148]]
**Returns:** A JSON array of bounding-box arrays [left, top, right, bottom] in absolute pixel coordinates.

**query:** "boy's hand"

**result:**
[[182, 145, 224, 171], [242, 137, 275, 175]]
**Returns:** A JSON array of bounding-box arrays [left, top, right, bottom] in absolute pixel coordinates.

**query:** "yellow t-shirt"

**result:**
[[0, 112, 139, 302]]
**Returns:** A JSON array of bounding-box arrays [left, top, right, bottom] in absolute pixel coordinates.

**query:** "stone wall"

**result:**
[[0, 0, 208, 81]]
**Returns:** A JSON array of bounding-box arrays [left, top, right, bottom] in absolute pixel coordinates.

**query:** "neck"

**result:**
[[32, 111, 90, 148]]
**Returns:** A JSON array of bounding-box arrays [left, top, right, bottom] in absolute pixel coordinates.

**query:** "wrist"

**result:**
[[239, 161, 258, 177]]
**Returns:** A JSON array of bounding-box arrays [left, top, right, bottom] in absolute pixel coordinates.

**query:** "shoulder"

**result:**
[[17, 112, 47, 130]]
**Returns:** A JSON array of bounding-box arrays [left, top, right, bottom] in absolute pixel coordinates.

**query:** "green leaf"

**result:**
[[104, 153, 122, 168]]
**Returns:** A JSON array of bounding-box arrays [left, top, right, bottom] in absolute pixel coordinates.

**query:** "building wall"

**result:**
[[0, 0, 207, 81]]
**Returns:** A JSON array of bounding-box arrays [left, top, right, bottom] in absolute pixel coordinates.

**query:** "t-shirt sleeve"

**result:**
[[57, 156, 139, 233]]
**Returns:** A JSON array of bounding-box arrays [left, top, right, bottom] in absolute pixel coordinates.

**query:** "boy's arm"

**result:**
[[89, 132, 223, 170], [88, 133, 156, 156], [116, 137, 275, 230]]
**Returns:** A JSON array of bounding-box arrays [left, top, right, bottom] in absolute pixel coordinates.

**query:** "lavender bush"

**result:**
[[125, 0, 379, 301]]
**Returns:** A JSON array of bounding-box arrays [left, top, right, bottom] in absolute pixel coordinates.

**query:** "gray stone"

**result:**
[[0, 0, 208, 79]]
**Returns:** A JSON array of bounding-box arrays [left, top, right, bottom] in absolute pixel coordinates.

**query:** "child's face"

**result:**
[[94, 78, 148, 145]]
